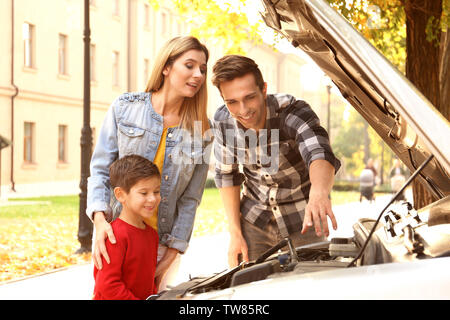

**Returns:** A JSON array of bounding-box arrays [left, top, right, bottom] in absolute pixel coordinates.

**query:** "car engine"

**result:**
[[153, 194, 450, 300]]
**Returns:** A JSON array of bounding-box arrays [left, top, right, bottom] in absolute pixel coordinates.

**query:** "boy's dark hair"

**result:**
[[211, 55, 265, 92], [109, 155, 160, 193]]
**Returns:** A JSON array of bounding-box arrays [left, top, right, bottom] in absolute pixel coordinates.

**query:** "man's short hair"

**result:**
[[109, 154, 160, 193], [211, 55, 265, 92]]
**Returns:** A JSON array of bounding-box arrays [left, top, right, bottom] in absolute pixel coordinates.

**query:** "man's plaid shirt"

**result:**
[[212, 93, 341, 237]]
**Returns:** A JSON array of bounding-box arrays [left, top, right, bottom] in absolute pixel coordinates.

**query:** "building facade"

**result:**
[[0, 0, 312, 199]]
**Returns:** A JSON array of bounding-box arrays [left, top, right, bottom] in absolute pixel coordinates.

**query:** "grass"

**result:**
[[194, 189, 366, 237], [0, 188, 365, 283], [194, 188, 227, 236], [330, 190, 361, 205], [0, 196, 91, 283], [3, 195, 78, 218]]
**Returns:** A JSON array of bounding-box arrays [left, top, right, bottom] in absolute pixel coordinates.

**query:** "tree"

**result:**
[[147, 0, 262, 54], [332, 106, 396, 182], [326, 0, 449, 209], [404, 0, 443, 208], [333, 109, 367, 165]]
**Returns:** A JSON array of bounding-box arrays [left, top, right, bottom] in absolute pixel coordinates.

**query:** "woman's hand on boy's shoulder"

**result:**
[[93, 211, 117, 270]]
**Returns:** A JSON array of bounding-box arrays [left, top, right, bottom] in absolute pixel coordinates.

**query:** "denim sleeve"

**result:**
[[161, 142, 212, 253], [86, 98, 120, 222]]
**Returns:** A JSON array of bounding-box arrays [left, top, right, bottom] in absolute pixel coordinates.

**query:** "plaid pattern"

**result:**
[[213, 93, 341, 237]]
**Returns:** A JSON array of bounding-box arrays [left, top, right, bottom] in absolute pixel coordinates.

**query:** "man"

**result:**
[[211, 55, 341, 267]]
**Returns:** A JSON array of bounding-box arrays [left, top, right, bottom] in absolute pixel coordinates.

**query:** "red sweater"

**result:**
[[93, 218, 158, 300]]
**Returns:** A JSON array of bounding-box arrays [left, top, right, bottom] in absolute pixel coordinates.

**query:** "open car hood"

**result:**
[[260, 0, 450, 199]]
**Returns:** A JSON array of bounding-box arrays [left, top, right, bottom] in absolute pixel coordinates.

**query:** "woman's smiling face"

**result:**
[[163, 49, 207, 98]]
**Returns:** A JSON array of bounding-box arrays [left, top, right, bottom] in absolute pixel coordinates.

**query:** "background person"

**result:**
[[366, 158, 378, 185], [210, 55, 341, 267], [390, 159, 407, 201], [359, 163, 375, 202], [87, 36, 212, 290]]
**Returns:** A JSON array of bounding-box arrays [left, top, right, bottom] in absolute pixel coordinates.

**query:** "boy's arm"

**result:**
[[94, 238, 139, 300]]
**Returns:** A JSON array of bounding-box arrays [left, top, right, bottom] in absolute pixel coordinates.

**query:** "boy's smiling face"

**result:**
[[114, 176, 161, 229]]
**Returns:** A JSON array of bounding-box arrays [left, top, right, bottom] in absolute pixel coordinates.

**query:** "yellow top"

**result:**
[[143, 126, 174, 231]]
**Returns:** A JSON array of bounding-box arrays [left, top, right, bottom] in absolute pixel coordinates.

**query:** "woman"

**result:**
[[86, 36, 211, 291]]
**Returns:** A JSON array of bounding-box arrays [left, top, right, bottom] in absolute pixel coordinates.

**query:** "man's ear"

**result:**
[[113, 187, 126, 203], [262, 82, 268, 98]]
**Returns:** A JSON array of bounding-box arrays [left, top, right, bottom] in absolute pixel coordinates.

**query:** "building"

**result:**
[[0, 0, 316, 199]]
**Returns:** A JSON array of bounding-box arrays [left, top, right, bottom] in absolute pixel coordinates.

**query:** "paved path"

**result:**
[[0, 191, 411, 300]]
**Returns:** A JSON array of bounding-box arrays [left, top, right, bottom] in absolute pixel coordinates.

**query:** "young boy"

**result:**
[[93, 154, 161, 300]]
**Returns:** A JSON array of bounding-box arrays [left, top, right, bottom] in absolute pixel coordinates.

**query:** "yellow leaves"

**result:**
[[150, 0, 262, 55], [0, 217, 91, 283], [147, 0, 160, 10], [0, 190, 227, 284], [327, 0, 407, 72]]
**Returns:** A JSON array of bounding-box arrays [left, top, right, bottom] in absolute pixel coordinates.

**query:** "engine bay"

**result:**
[[153, 195, 450, 300]]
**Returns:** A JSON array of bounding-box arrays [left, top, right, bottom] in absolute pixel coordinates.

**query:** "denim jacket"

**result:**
[[86, 92, 213, 253]]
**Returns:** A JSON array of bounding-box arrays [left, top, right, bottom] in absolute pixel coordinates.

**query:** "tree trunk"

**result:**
[[439, 28, 450, 120], [404, 0, 442, 209]]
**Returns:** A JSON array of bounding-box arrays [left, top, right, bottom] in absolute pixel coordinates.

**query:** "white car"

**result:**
[[154, 0, 450, 300]]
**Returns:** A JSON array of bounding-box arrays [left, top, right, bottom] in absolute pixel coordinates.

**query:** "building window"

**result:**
[[112, 51, 120, 87], [162, 12, 167, 35], [90, 44, 96, 81], [144, 3, 150, 27], [23, 23, 35, 68], [24, 122, 35, 163], [58, 125, 68, 163], [58, 34, 68, 75], [113, 0, 120, 16], [144, 58, 150, 86]]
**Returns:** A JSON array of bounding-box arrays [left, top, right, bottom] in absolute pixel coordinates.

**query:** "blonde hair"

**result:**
[[145, 36, 210, 134]]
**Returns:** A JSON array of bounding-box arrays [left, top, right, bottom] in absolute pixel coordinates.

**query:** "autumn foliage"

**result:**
[[0, 215, 91, 283], [0, 191, 226, 283]]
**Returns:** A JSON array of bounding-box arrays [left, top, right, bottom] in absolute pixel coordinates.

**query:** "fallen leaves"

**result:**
[[0, 189, 358, 283], [0, 191, 227, 284], [0, 216, 91, 283]]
